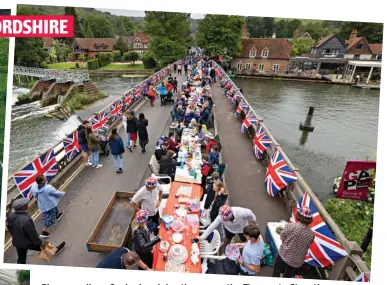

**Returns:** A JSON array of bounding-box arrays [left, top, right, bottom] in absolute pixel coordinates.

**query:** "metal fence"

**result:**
[[13, 66, 90, 83]]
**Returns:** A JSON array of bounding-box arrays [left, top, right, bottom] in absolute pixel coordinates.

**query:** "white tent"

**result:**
[[0, 270, 19, 285]]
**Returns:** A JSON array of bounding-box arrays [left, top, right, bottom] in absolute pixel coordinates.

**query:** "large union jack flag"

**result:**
[[13, 149, 58, 198], [241, 111, 258, 133], [124, 92, 133, 106], [265, 149, 297, 197], [290, 192, 347, 267], [355, 273, 369, 282], [63, 131, 80, 161], [254, 125, 272, 159], [91, 112, 109, 132], [110, 99, 123, 121], [236, 100, 248, 117]]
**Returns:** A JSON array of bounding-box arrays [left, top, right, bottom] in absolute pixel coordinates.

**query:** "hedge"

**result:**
[[87, 58, 99, 70], [97, 52, 113, 68], [112, 50, 121, 62]]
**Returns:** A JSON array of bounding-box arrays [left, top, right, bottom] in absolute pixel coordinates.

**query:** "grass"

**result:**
[[65, 92, 108, 110], [16, 93, 33, 105], [47, 62, 87, 70], [98, 63, 145, 71]]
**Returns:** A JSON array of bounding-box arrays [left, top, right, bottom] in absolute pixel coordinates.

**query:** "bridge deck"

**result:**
[[5, 74, 288, 276]]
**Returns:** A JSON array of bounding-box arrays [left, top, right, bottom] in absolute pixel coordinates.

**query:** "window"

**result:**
[[332, 49, 340, 55], [258, 64, 265, 71], [261, 48, 269, 58], [134, 43, 143, 49], [237, 62, 243, 70], [273, 64, 280, 71], [354, 54, 360, 60], [249, 48, 256, 57], [356, 44, 364, 49], [245, 63, 251, 70]]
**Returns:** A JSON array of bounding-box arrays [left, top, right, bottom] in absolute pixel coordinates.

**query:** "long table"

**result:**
[[153, 182, 203, 273]]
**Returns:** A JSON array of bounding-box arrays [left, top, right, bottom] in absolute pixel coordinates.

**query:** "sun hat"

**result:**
[[145, 176, 157, 188], [225, 244, 241, 261], [136, 209, 149, 224], [297, 206, 313, 219], [219, 205, 233, 221]]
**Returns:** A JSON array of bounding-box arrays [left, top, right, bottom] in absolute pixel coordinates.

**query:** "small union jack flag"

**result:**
[[235, 91, 244, 101], [63, 131, 80, 161], [13, 149, 58, 198], [134, 87, 142, 99], [110, 99, 123, 121], [290, 192, 347, 267], [355, 273, 369, 282], [254, 125, 272, 159], [236, 101, 248, 117], [241, 111, 258, 133], [91, 112, 109, 132], [124, 92, 133, 106], [265, 149, 297, 197]]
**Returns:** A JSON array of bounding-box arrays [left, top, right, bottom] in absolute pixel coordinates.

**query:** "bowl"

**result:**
[[171, 219, 185, 232]]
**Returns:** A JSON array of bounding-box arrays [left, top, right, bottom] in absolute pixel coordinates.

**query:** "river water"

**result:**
[[233, 78, 379, 201], [9, 75, 146, 175], [9, 76, 379, 201]]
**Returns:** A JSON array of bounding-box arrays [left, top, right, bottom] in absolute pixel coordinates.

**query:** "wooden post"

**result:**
[[350, 65, 357, 82], [299, 106, 315, 131]]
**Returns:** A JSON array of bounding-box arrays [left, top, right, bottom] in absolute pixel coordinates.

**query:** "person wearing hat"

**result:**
[[131, 209, 161, 269], [6, 197, 66, 264], [205, 243, 240, 275], [130, 176, 163, 235], [155, 140, 169, 162], [126, 110, 138, 152], [200, 205, 256, 248], [272, 206, 315, 278]]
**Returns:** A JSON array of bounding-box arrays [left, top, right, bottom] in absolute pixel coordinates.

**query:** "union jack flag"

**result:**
[[228, 95, 236, 104], [236, 101, 248, 117], [254, 125, 272, 159], [265, 149, 297, 197], [110, 99, 123, 121], [355, 273, 369, 282], [63, 131, 80, 161], [91, 112, 109, 132], [235, 91, 244, 101], [134, 87, 142, 99], [13, 149, 58, 198], [290, 192, 347, 267], [241, 111, 258, 133], [124, 92, 133, 106]]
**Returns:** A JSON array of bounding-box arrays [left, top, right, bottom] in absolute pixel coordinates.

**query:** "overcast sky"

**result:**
[[97, 8, 204, 19]]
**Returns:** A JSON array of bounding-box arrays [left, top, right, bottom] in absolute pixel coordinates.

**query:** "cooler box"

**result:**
[[265, 222, 287, 258]]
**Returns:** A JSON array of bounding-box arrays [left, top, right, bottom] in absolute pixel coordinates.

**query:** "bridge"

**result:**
[[13, 66, 90, 83], [4, 61, 369, 281]]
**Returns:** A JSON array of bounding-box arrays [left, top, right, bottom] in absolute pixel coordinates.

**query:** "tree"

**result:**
[[86, 14, 115, 38], [65, 7, 84, 37], [246, 17, 275, 38], [85, 20, 94, 38], [292, 37, 314, 56], [120, 16, 136, 36], [197, 15, 244, 57], [114, 17, 127, 36], [339, 22, 383, 43], [274, 20, 289, 38], [144, 12, 191, 66], [114, 36, 128, 55], [142, 51, 157, 69], [287, 19, 302, 38], [124, 51, 139, 64]]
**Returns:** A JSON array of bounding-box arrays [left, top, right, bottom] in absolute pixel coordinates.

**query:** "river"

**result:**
[[9, 76, 379, 201], [233, 77, 379, 201], [9, 75, 147, 175]]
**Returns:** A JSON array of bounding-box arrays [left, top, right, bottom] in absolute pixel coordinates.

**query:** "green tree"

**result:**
[[65, 7, 84, 37], [85, 20, 94, 38], [274, 20, 289, 38], [338, 22, 383, 43], [246, 17, 275, 38], [124, 51, 140, 65], [114, 17, 127, 36], [120, 16, 136, 36], [287, 19, 302, 38], [292, 37, 314, 56], [114, 36, 128, 55], [142, 51, 157, 69], [196, 15, 244, 56], [144, 12, 191, 66], [86, 14, 115, 38]]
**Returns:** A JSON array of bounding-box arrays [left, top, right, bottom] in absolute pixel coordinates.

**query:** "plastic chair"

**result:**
[[201, 255, 227, 273], [159, 199, 167, 217], [148, 155, 171, 197], [199, 229, 221, 255]]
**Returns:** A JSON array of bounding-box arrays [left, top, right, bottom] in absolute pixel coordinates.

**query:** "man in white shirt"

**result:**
[[200, 205, 257, 248], [130, 176, 163, 234]]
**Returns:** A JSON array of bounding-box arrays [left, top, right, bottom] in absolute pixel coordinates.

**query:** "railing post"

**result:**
[[328, 241, 363, 280]]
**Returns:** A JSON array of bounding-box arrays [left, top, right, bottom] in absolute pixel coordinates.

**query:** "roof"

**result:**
[[74, 38, 116, 51], [347, 60, 382, 68], [315, 34, 337, 48], [241, 38, 292, 59], [369, 43, 383, 55], [133, 31, 151, 43], [345, 37, 364, 51], [42, 37, 55, 49]]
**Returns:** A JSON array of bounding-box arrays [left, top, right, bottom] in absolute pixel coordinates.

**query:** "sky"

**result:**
[[97, 8, 204, 19]]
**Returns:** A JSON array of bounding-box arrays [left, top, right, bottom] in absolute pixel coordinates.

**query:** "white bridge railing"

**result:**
[[14, 66, 90, 83]]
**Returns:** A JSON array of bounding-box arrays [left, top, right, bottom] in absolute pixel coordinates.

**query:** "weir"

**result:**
[[4, 60, 370, 281]]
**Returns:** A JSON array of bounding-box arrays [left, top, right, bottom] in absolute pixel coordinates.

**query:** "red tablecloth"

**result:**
[[153, 182, 203, 273]]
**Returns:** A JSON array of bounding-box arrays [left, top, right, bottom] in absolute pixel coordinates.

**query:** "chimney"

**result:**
[[242, 23, 249, 39], [350, 29, 358, 40]]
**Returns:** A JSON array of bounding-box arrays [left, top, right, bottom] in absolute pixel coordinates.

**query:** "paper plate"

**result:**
[[169, 244, 188, 264], [171, 219, 185, 232], [176, 207, 188, 218], [225, 244, 241, 261], [172, 232, 183, 243]]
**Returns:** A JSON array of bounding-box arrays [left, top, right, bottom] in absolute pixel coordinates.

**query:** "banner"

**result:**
[[336, 160, 376, 200]]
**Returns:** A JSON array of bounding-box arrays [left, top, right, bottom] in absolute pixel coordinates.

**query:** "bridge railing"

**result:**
[[13, 66, 90, 83], [6, 61, 182, 210], [213, 61, 370, 281]]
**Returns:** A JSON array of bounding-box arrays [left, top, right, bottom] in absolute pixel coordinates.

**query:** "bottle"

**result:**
[[180, 160, 184, 169]]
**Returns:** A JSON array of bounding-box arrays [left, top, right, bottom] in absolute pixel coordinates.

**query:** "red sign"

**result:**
[[0, 16, 74, 37], [336, 160, 376, 200]]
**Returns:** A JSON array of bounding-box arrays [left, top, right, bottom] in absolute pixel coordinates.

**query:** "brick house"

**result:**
[[123, 31, 152, 56], [231, 38, 292, 72], [72, 38, 116, 59], [344, 30, 374, 60], [42, 37, 56, 53]]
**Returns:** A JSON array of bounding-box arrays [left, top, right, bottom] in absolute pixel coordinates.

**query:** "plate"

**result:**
[[176, 207, 188, 218], [172, 232, 183, 243], [169, 244, 188, 264], [171, 219, 185, 232], [160, 241, 170, 252]]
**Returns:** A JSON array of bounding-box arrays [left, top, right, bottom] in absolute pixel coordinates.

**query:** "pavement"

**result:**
[[5, 72, 289, 277]]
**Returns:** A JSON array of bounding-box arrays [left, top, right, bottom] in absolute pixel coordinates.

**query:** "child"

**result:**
[[208, 145, 219, 167]]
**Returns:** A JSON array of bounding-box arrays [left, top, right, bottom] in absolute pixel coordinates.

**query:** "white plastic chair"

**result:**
[[148, 155, 171, 197], [199, 229, 221, 255], [201, 255, 227, 274], [159, 199, 167, 217]]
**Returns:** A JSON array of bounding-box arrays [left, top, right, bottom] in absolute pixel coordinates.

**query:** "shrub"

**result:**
[[39, 61, 48, 68], [97, 52, 113, 68], [112, 50, 121, 62], [27, 81, 36, 89], [97, 92, 108, 99], [123, 51, 139, 65], [142, 51, 157, 69], [87, 59, 99, 70], [16, 93, 32, 105], [68, 52, 74, 61], [65, 93, 96, 110]]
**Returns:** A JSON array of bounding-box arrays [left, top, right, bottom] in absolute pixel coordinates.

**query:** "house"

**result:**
[[344, 30, 374, 60], [72, 38, 116, 59], [310, 34, 346, 58], [231, 38, 292, 72], [42, 37, 56, 53], [124, 31, 152, 56], [242, 24, 249, 39], [369, 44, 382, 60]]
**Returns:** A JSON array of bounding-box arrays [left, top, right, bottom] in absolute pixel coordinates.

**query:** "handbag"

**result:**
[[36, 241, 57, 261]]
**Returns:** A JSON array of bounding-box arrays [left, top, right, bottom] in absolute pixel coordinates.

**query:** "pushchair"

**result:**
[[96, 127, 110, 157], [161, 91, 175, 106]]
